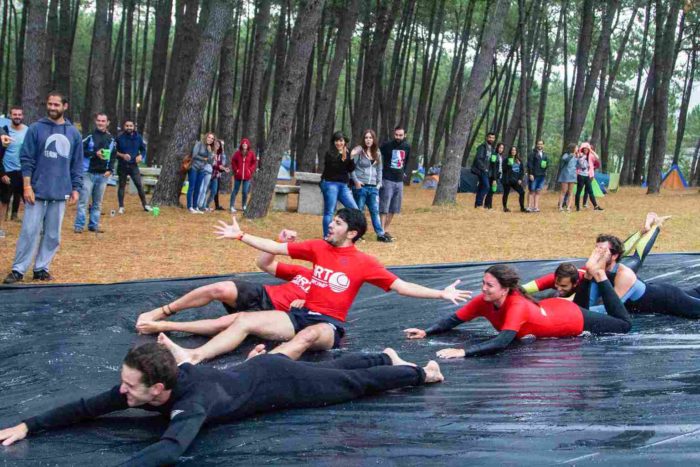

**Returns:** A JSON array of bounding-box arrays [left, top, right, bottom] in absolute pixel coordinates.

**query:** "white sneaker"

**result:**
[[144, 205, 153, 212], [189, 208, 197, 214], [195, 208, 204, 214], [230, 207, 237, 213], [118, 207, 125, 215]]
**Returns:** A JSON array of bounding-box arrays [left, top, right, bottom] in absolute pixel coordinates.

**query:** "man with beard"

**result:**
[[115, 119, 151, 214], [3, 91, 83, 284], [0, 106, 29, 238]]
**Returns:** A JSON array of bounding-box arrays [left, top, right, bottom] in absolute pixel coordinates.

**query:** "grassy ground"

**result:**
[[0, 185, 698, 284]]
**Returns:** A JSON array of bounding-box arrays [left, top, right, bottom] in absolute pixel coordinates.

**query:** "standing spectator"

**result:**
[[526, 139, 549, 212], [557, 143, 578, 212], [206, 139, 228, 211], [320, 131, 358, 238], [351, 129, 390, 243], [116, 120, 151, 214], [0, 106, 28, 238], [575, 142, 603, 211], [187, 132, 215, 214], [502, 146, 526, 212], [230, 137, 256, 212], [379, 125, 410, 240], [74, 113, 115, 233], [197, 138, 215, 212], [3, 91, 83, 284], [471, 132, 495, 208], [484, 142, 504, 210]]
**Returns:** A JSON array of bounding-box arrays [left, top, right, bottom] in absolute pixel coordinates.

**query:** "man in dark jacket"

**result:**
[[115, 120, 151, 214], [73, 113, 115, 233], [526, 139, 548, 212], [472, 132, 495, 208], [379, 126, 411, 239], [3, 91, 83, 284]]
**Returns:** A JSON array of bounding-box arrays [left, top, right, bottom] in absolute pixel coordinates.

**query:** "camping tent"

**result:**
[[459, 168, 478, 193], [661, 164, 689, 190]]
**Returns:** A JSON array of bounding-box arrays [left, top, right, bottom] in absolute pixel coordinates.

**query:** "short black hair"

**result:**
[[123, 119, 135, 125], [554, 263, 580, 284], [123, 343, 178, 389], [335, 208, 367, 243], [46, 90, 68, 104], [94, 112, 108, 120], [596, 234, 624, 260], [394, 125, 405, 132], [486, 132, 496, 138], [331, 130, 348, 144], [9, 105, 22, 113]]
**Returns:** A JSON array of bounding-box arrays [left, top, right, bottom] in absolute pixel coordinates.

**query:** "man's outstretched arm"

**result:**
[[255, 229, 298, 275], [215, 216, 289, 256], [390, 278, 471, 305]]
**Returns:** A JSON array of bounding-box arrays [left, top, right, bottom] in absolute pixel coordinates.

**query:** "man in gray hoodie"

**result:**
[[3, 91, 83, 284]]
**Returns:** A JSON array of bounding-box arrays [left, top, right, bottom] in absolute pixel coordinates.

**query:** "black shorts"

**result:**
[[222, 280, 274, 314], [0, 170, 22, 204], [287, 307, 346, 349]]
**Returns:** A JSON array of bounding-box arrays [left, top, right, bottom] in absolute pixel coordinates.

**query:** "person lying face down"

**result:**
[[403, 247, 633, 359], [0, 343, 443, 466]]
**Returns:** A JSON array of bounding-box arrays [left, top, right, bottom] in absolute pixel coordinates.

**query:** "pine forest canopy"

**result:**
[[0, 0, 698, 213]]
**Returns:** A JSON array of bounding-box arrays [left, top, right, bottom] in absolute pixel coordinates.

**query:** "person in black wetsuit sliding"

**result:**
[[0, 343, 443, 466]]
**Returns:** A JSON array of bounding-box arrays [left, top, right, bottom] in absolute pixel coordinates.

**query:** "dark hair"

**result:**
[[360, 129, 379, 161], [596, 234, 623, 260], [94, 112, 108, 120], [509, 146, 520, 160], [554, 263, 580, 285], [484, 264, 538, 304], [9, 105, 22, 113], [123, 343, 178, 389], [123, 119, 135, 125], [567, 143, 577, 153], [394, 125, 405, 132], [331, 131, 349, 144], [335, 208, 367, 243], [486, 132, 496, 138], [536, 139, 544, 145], [495, 142, 505, 153], [46, 90, 68, 104]]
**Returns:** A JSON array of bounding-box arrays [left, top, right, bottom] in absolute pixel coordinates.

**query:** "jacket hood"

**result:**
[[239, 138, 251, 150], [37, 117, 73, 128]]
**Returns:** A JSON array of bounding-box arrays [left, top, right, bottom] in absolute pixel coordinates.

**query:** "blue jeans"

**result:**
[[74, 172, 108, 231], [206, 178, 219, 208], [197, 170, 212, 209], [353, 185, 384, 236], [320, 180, 358, 237], [187, 168, 206, 209], [231, 179, 251, 209], [475, 172, 489, 207]]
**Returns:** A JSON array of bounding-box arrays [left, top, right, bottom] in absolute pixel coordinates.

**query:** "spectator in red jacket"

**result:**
[[230, 138, 256, 212]]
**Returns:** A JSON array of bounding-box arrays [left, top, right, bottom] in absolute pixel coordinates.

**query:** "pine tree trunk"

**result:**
[[217, 23, 237, 146], [244, 0, 326, 219], [145, 0, 173, 147], [136, 0, 151, 131], [123, 0, 135, 120], [89, 0, 110, 121], [151, 0, 234, 206], [243, 0, 271, 150], [13, 0, 28, 105], [53, 0, 73, 96], [22, 0, 49, 124], [673, 46, 696, 165], [434, 0, 510, 205]]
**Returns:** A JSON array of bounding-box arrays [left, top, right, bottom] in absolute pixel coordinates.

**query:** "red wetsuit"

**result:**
[[455, 292, 584, 338]]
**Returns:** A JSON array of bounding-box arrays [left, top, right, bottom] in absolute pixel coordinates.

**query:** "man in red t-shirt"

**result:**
[[135, 229, 311, 336], [158, 208, 470, 364]]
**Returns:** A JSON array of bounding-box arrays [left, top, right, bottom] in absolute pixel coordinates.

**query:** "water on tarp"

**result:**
[[2, 254, 700, 465]]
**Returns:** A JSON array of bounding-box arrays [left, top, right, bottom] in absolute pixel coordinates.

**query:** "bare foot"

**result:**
[[642, 212, 657, 233], [585, 247, 604, 274], [158, 333, 196, 365], [423, 361, 444, 384], [382, 348, 417, 367], [137, 306, 169, 325], [136, 320, 167, 335], [246, 344, 267, 360], [653, 214, 672, 228]]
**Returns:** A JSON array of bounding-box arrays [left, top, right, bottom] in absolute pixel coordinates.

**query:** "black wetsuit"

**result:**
[[23, 353, 425, 466]]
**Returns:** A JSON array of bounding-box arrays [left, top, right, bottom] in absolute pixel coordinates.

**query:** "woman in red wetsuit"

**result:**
[[404, 248, 632, 358]]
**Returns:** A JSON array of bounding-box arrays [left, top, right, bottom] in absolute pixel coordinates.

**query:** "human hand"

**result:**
[[135, 155, 143, 164], [23, 186, 35, 204], [278, 229, 297, 243], [441, 280, 472, 304], [1, 175, 9, 185], [214, 215, 243, 240], [104, 171, 112, 178], [529, 175, 534, 181], [354, 181, 362, 189], [136, 309, 165, 327], [0, 423, 28, 446], [436, 348, 466, 359], [0, 135, 11, 147], [289, 299, 306, 309], [68, 190, 79, 205], [403, 328, 427, 339]]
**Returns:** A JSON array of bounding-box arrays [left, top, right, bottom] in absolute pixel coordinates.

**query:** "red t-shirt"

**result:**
[[287, 239, 398, 321], [263, 262, 312, 312], [533, 269, 585, 291], [455, 293, 584, 338]]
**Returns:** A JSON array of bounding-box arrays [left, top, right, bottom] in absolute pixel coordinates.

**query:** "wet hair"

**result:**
[[123, 343, 178, 390], [484, 264, 538, 304], [335, 208, 367, 243], [596, 234, 623, 260], [46, 90, 68, 104], [554, 263, 580, 285]]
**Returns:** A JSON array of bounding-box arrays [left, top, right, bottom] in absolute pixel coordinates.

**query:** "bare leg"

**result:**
[[268, 323, 336, 361], [137, 281, 239, 325], [159, 311, 296, 364], [138, 313, 239, 336], [247, 343, 267, 360], [0, 202, 7, 231]]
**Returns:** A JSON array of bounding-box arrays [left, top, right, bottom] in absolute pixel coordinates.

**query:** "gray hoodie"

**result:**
[[350, 146, 383, 186], [20, 117, 84, 201]]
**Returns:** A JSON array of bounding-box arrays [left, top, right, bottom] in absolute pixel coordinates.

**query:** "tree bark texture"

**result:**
[[22, 0, 49, 124]]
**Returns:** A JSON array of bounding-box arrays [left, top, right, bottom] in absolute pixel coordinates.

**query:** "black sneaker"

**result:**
[[503, 207, 511, 212], [88, 227, 105, 233], [377, 234, 393, 243], [33, 270, 54, 281], [594, 206, 604, 211], [383, 232, 394, 241], [215, 206, 225, 211], [3, 270, 23, 284], [520, 208, 528, 213]]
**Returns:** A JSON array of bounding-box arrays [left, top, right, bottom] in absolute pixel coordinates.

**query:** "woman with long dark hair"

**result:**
[[351, 129, 390, 242], [403, 247, 632, 358], [320, 131, 358, 238]]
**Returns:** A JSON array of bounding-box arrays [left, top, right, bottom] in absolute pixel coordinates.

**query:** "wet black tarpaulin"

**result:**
[[2, 253, 700, 465]]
